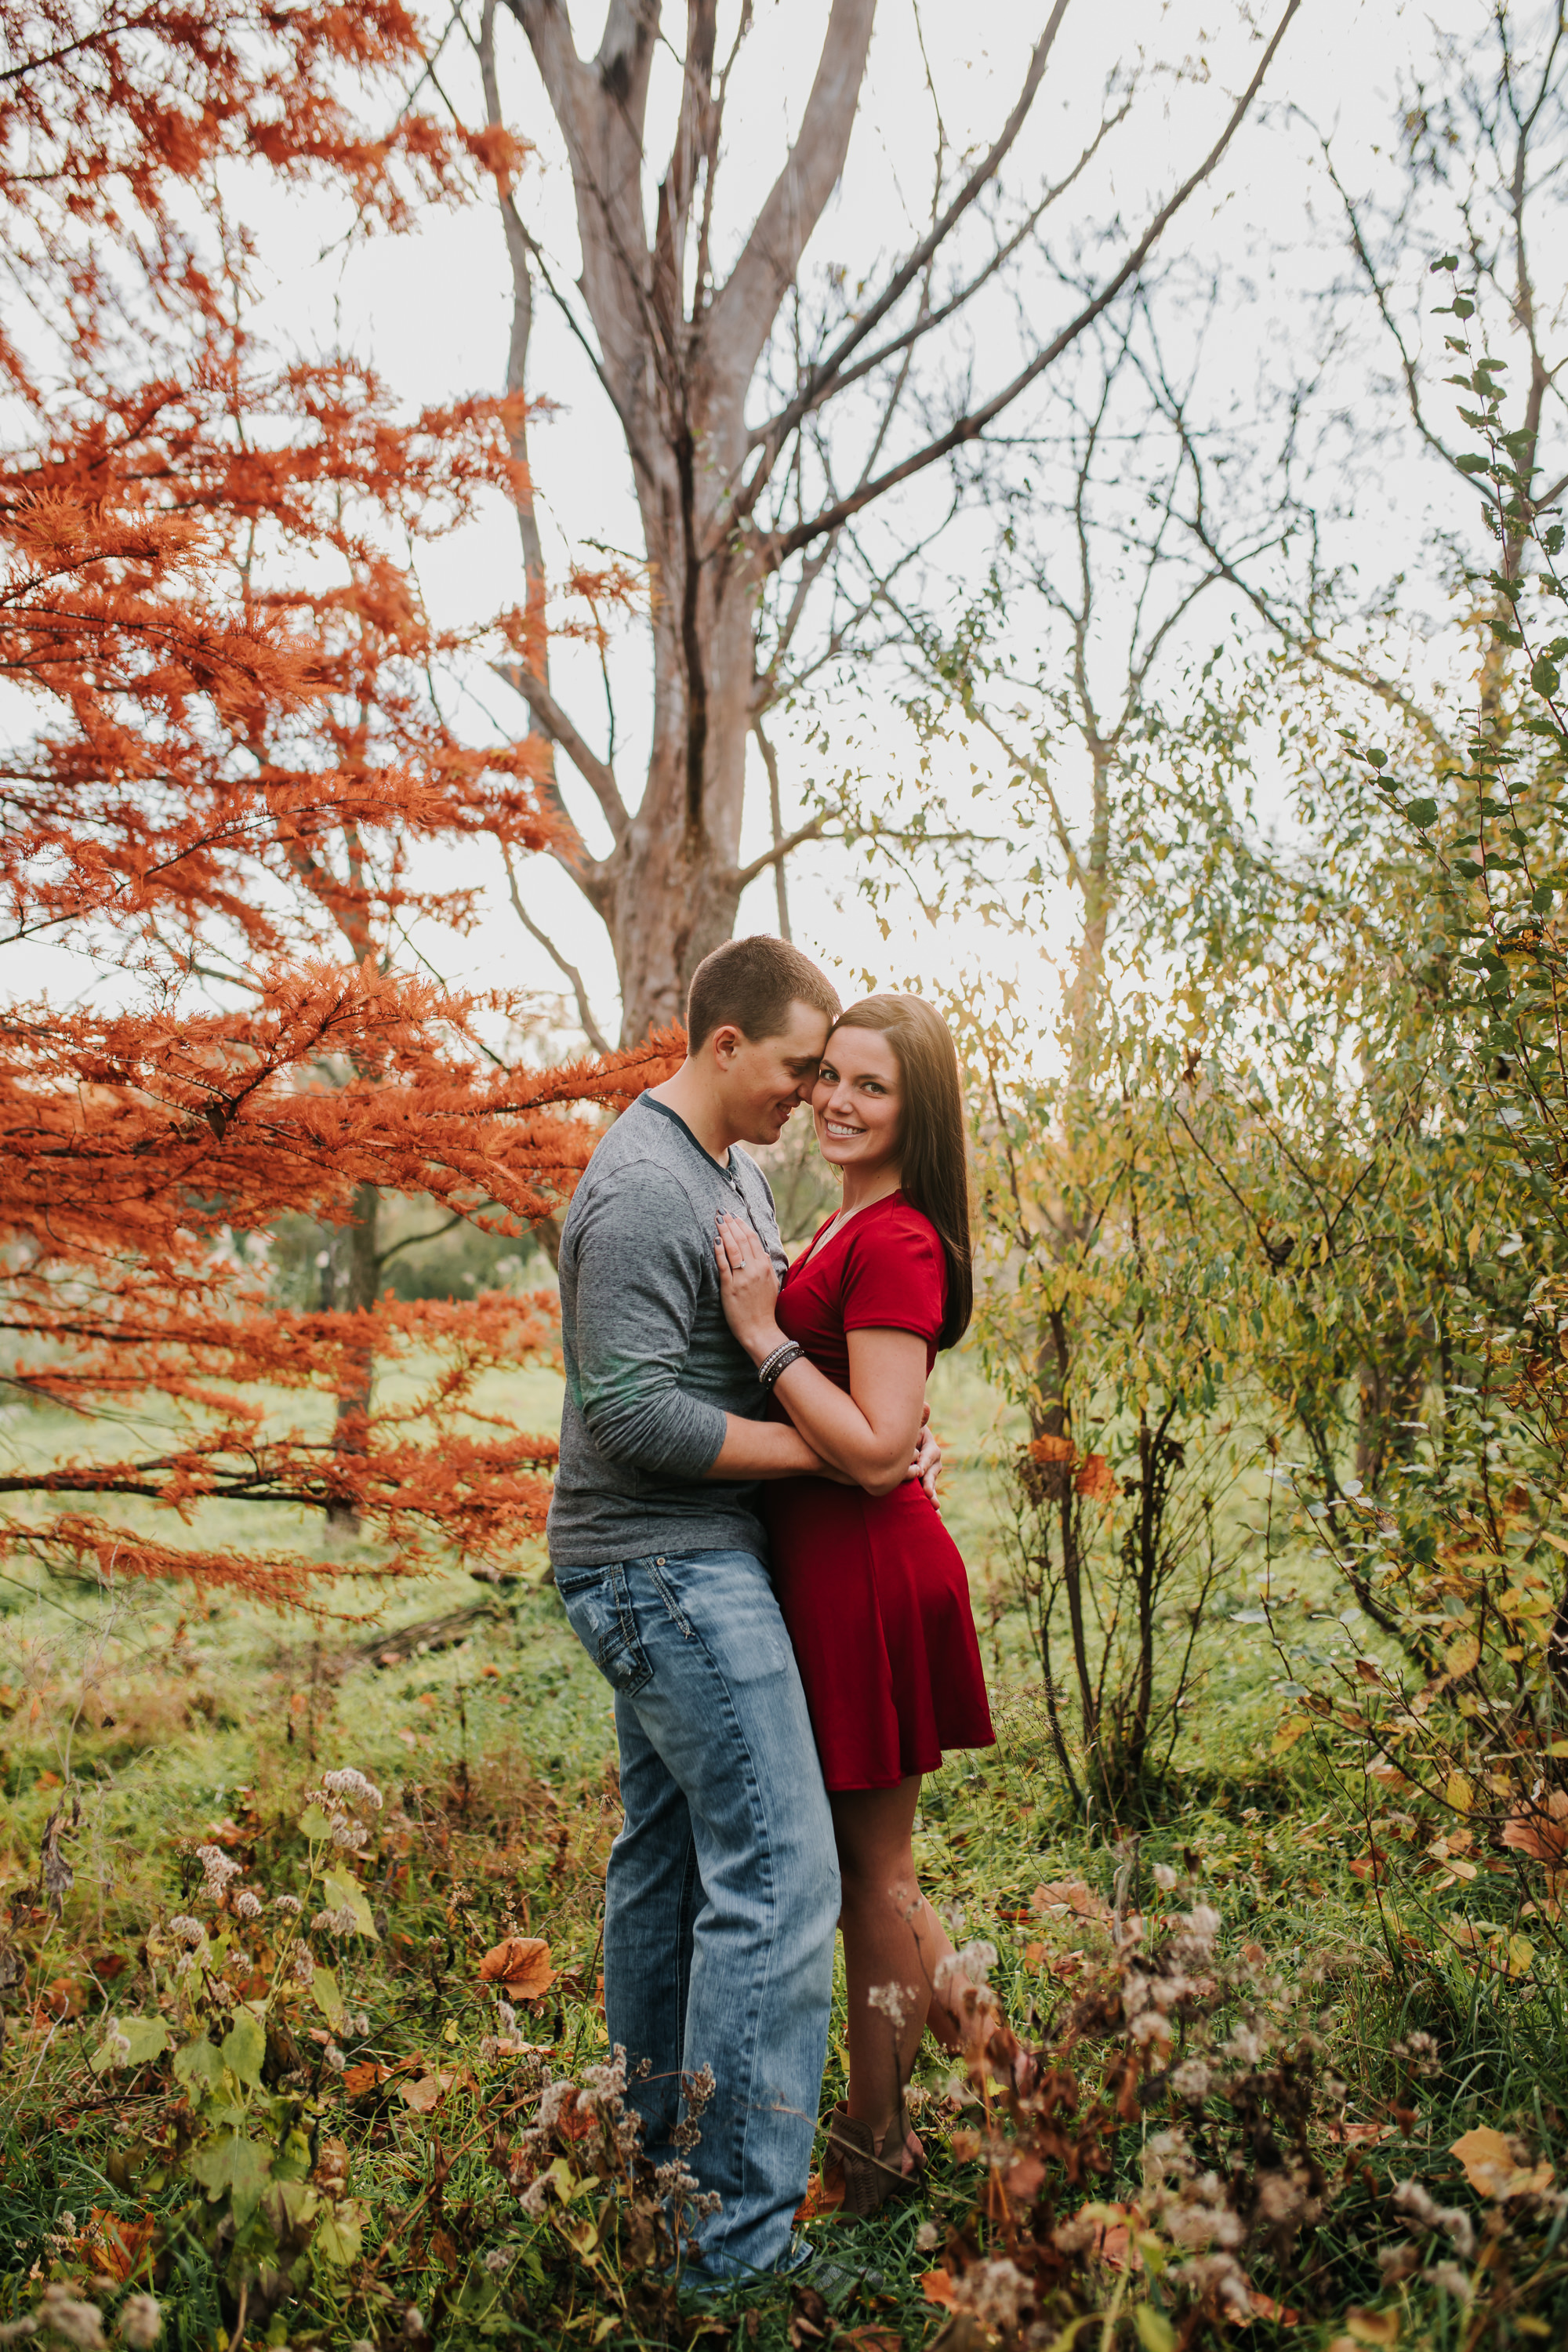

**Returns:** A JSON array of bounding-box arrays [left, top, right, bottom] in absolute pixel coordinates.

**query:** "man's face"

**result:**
[[711, 999, 833, 1147]]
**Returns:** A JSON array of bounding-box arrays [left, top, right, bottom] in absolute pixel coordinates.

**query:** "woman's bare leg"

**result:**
[[829, 1776, 966, 2157]]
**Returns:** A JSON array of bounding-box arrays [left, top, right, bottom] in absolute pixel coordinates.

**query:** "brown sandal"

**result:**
[[822, 2101, 924, 2218]]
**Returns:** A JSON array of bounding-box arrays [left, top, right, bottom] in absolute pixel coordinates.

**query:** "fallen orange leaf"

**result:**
[[1031, 1879, 1110, 1923], [1092, 2216, 1134, 2272], [341, 2060, 381, 2097], [400, 2070, 456, 2113], [794, 2170, 845, 2223], [478, 1935, 555, 2001], [920, 2270, 959, 2310], [81, 2211, 155, 2285], [1501, 1788, 1568, 1864]]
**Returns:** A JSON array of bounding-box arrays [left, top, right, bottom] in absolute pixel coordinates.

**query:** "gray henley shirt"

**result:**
[[546, 1092, 789, 1569]]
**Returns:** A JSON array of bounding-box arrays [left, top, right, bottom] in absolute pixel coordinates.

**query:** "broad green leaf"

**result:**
[[222, 2007, 267, 2088], [262, 2177, 319, 2238], [322, 1866, 377, 1940], [191, 2133, 273, 2205], [312, 1962, 344, 2028], [92, 2013, 171, 2073], [1405, 797, 1439, 828], [1132, 2311, 1176, 2352], [174, 2036, 226, 2094], [297, 1803, 334, 1842], [313, 2199, 366, 2267]]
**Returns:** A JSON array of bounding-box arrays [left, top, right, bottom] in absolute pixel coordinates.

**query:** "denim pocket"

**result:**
[[649, 1549, 796, 1684], [554, 1563, 653, 1697]]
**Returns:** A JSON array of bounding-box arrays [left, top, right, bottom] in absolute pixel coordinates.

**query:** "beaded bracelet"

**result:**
[[757, 1341, 805, 1391]]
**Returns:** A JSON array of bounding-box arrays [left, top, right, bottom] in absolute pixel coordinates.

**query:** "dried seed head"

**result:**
[[195, 1846, 241, 1900], [867, 1981, 911, 2031], [323, 1767, 383, 1811], [118, 2297, 162, 2350], [34, 2289, 106, 2351], [311, 1906, 360, 1935]]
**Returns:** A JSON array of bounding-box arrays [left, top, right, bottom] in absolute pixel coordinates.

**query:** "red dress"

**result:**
[[766, 1191, 996, 1791]]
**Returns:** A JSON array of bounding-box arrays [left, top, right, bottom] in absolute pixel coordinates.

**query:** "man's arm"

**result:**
[[571, 1169, 821, 1479], [705, 1415, 823, 1480]]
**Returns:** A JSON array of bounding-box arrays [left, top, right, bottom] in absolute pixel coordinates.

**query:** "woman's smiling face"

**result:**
[[811, 1025, 902, 1177]]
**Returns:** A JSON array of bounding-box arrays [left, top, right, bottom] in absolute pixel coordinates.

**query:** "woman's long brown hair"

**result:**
[[826, 993, 972, 1349]]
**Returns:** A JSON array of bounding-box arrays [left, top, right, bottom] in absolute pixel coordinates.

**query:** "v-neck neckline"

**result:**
[[800, 1186, 903, 1271]]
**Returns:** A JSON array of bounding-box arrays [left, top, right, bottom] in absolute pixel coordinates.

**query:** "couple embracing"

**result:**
[[547, 935, 1001, 2281]]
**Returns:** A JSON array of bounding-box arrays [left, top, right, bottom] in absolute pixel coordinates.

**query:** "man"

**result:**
[[549, 935, 935, 2278]]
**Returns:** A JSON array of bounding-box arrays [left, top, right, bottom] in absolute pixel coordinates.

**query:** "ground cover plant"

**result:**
[[5, 1345, 1568, 2350]]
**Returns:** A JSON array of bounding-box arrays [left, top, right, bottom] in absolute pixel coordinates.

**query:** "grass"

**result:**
[[3, 1352, 1568, 2347]]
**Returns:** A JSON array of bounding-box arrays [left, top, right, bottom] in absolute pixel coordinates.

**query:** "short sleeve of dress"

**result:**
[[840, 1203, 946, 1345]]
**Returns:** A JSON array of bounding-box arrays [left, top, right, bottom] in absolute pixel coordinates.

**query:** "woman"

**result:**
[[713, 993, 1001, 2216]]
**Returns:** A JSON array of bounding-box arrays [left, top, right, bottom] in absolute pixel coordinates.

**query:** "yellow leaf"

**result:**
[[1446, 1771, 1473, 1814], [1344, 2310, 1400, 2346], [1272, 1715, 1309, 1754], [1444, 1632, 1481, 1679], [1451, 2125, 1516, 2196]]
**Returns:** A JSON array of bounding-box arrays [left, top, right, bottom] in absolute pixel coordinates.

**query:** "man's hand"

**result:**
[[912, 1407, 942, 1503]]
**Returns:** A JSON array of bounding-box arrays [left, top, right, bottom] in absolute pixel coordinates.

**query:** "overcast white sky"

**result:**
[[12, 0, 1555, 1043]]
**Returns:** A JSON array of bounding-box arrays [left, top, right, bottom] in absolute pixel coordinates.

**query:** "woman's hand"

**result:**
[[714, 1212, 784, 1362]]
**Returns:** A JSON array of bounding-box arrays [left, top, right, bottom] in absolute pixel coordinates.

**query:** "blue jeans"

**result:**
[[554, 1547, 839, 2277]]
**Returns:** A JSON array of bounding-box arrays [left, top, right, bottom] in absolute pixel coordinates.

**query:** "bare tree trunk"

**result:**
[[479, 0, 1296, 1041], [325, 1179, 380, 1534]]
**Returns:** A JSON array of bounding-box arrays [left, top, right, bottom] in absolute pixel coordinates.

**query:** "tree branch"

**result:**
[[706, 0, 875, 391], [731, 811, 826, 892], [490, 659, 630, 844], [499, 839, 612, 1054], [376, 1211, 468, 1269], [766, 0, 1301, 568], [751, 718, 793, 935], [742, 2, 1071, 486]]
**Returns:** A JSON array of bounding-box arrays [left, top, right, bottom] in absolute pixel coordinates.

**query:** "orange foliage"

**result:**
[[0, 5, 677, 1606]]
